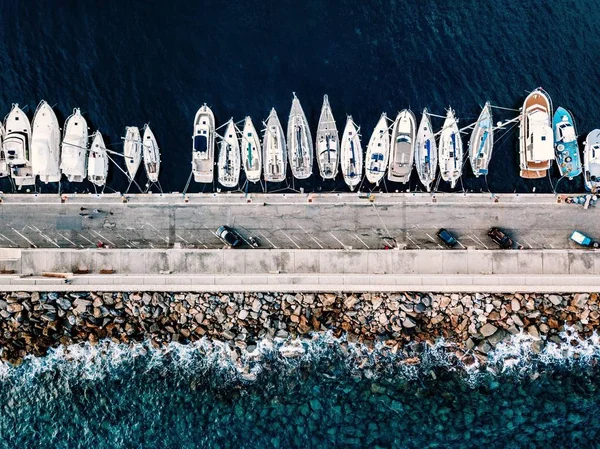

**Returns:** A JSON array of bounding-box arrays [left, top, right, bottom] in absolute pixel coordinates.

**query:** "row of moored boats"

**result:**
[[0, 102, 160, 188], [192, 90, 600, 192]]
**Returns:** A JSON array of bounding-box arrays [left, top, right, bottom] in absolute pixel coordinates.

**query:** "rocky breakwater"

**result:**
[[0, 291, 598, 364]]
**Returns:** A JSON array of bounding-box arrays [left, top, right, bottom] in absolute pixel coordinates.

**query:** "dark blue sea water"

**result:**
[[1, 0, 600, 194]]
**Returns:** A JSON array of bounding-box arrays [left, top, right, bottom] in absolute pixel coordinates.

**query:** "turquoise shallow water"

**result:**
[[1, 333, 599, 448]]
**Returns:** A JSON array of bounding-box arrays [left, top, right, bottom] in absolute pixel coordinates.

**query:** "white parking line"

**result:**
[[405, 234, 421, 249], [277, 227, 300, 249], [537, 230, 555, 249], [176, 234, 190, 244], [259, 231, 278, 249], [425, 233, 444, 249], [115, 234, 132, 248], [0, 233, 18, 246], [9, 227, 37, 248], [90, 230, 116, 246], [144, 223, 169, 243], [521, 237, 535, 249], [298, 224, 323, 249], [77, 233, 96, 246], [466, 236, 485, 249], [455, 239, 466, 249], [57, 232, 79, 247], [329, 232, 346, 248], [471, 235, 489, 249], [353, 233, 369, 249]]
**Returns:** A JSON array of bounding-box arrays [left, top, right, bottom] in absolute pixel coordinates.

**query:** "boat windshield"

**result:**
[[194, 134, 208, 153]]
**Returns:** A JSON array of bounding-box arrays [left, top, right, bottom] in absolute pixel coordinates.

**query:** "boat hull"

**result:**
[[143, 126, 160, 184], [553, 107, 582, 179], [192, 105, 215, 184], [388, 109, 416, 183], [315, 95, 339, 180], [60, 109, 88, 183], [583, 129, 600, 192], [263, 109, 287, 183], [287, 95, 313, 179], [415, 109, 437, 191], [365, 113, 389, 185], [31, 101, 61, 184], [87, 132, 108, 187], [124, 126, 142, 180], [438, 109, 463, 189], [241, 117, 262, 183], [340, 117, 363, 190], [469, 102, 493, 177], [519, 88, 553, 179], [218, 120, 241, 188]]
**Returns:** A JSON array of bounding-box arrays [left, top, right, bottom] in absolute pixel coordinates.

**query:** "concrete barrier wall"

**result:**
[[3, 248, 600, 276]]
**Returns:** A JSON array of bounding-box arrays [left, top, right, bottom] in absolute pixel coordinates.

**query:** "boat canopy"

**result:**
[[558, 122, 576, 142], [528, 111, 554, 160], [194, 134, 208, 153]]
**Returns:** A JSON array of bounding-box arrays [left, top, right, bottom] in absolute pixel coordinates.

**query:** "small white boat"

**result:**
[[340, 116, 363, 191], [143, 125, 160, 183], [263, 108, 287, 183], [87, 131, 108, 187], [31, 100, 61, 183], [60, 108, 88, 182], [287, 93, 313, 179], [388, 109, 416, 183], [583, 129, 600, 192], [365, 113, 390, 185], [192, 104, 215, 183], [414, 109, 437, 191], [438, 108, 463, 189], [123, 126, 142, 180], [469, 102, 494, 177], [315, 95, 339, 179], [0, 121, 7, 178], [217, 119, 241, 188], [241, 116, 262, 183], [518, 88, 554, 179], [3, 104, 34, 188]]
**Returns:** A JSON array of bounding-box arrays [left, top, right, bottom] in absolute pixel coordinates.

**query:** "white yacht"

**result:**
[[415, 109, 437, 191], [0, 122, 7, 178], [315, 95, 339, 179], [287, 93, 313, 179], [143, 125, 160, 183], [123, 126, 142, 180], [388, 109, 416, 183], [365, 113, 390, 185], [340, 116, 363, 191], [469, 102, 494, 177], [438, 108, 463, 189], [518, 88, 554, 179], [3, 104, 34, 188], [87, 131, 108, 187], [217, 119, 241, 188], [31, 101, 61, 183], [583, 129, 600, 192], [60, 108, 88, 182], [192, 104, 215, 183], [241, 116, 262, 183], [262, 108, 287, 183]]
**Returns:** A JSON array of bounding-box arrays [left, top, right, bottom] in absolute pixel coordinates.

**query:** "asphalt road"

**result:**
[[0, 193, 595, 250]]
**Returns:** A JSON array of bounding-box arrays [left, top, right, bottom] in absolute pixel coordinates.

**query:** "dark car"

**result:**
[[487, 227, 513, 249], [436, 228, 458, 248], [216, 225, 242, 247]]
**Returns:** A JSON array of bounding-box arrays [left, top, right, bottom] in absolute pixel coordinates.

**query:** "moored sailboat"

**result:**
[[519, 88, 554, 179], [552, 107, 582, 179], [388, 109, 416, 183], [263, 108, 287, 183], [143, 124, 160, 184], [340, 116, 363, 191], [87, 131, 108, 187], [0, 122, 7, 178], [469, 102, 494, 177], [287, 93, 313, 179], [315, 95, 339, 180], [415, 109, 437, 191], [365, 113, 390, 185], [217, 119, 241, 188], [60, 108, 88, 182], [241, 117, 262, 183], [438, 108, 463, 189], [192, 104, 215, 183], [124, 126, 142, 180]]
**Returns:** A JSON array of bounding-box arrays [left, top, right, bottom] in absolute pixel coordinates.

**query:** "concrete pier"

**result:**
[[0, 192, 594, 250]]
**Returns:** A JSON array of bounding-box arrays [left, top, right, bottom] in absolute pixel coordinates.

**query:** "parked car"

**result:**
[[436, 228, 458, 248], [570, 230, 599, 248], [216, 225, 242, 247], [487, 227, 513, 249]]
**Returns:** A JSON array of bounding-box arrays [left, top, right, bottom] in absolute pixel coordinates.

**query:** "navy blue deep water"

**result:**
[[1, 0, 600, 194]]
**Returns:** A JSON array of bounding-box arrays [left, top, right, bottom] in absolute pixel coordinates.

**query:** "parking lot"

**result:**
[[0, 192, 594, 250]]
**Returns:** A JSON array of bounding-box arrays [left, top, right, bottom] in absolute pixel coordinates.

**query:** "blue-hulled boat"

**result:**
[[552, 107, 582, 179]]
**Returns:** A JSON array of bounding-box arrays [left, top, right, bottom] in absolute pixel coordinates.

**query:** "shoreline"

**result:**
[[1, 290, 597, 366]]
